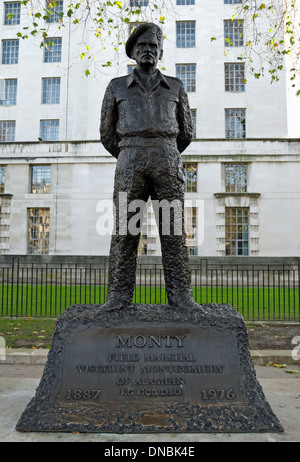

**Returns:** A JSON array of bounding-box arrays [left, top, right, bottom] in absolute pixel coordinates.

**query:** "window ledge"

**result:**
[[0, 193, 13, 197], [214, 193, 260, 198]]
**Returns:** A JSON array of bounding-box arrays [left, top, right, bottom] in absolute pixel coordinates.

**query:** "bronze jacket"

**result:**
[[100, 70, 193, 159]]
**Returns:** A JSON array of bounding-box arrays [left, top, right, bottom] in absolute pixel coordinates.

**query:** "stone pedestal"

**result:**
[[16, 303, 283, 433]]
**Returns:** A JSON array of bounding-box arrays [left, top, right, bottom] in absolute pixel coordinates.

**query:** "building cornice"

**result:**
[[0, 139, 299, 163]]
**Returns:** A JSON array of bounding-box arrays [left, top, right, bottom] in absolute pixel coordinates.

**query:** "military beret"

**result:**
[[125, 22, 163, 59]]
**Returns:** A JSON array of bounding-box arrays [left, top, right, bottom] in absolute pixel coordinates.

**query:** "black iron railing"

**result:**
[[0, 256, 299, 321]]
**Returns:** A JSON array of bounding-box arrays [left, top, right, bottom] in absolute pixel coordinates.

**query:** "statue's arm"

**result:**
[[176, 83, 194, 154], [100, 81, 120, 159]]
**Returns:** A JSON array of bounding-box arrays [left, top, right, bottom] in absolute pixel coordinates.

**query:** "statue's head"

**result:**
[[126, 23, 164, 69]]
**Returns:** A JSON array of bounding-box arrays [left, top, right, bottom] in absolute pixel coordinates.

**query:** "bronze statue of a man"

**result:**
[[100, 22, 197, 310]]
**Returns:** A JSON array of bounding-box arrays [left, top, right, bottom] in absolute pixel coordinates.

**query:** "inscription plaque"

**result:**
[[59, 326, 244, 409], [16, 303, 284, 433]]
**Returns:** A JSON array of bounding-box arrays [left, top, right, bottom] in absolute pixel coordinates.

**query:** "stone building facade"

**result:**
[[0, 139, 299, 257], [0, 0, 299, 257]]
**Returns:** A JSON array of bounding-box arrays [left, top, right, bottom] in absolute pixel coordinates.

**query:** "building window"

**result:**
[[42, 78, 61, 104], [176, 64, 196, 92], [0, 79, 17, 105], [225, 164, 247, 193], [224, 0, 242, 4], [31, 166, 51, 194], [28, 208, 50, 255], [1, 39, 19, 64], [225, 207, 249, 256], [224, 20, 244, 47], [185, 207, 197, 255], [128, 22, 146, 36], [183, 163, 197, 193], [225, 109, 246, 139], [45, 0, 63, 22], [40, 120, 59, 141], [177, 0, 195, 4], [176, 21, 196, 48], [44, 38, 62, 63], [138, 200, 157, 256], [127, 64, 136, 74], [225, 63, 245, 92], [4, 2, 21, 25], [138, 233, 148, 255], [191, 109, 197, 138], [0, 194, 11, 253], [0, 166, 5, 193], [0, 121, 16, 142], [130, 0, 148, 6]]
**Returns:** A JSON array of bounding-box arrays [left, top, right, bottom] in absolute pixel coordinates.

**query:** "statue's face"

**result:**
[[132, 29, 163, 70]]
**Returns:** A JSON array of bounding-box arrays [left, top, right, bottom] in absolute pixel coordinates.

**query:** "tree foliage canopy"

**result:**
[[9, 1, 300, 92], [220, 0, 300, 95]]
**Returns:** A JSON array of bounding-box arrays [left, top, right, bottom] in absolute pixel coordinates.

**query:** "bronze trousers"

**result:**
[[106, 138, 192, 305]]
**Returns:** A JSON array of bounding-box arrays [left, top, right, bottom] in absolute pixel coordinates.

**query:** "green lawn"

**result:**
[[0, 284, 299, 321], [193, 286, 299, 321], [0, 317, 56, 349]]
